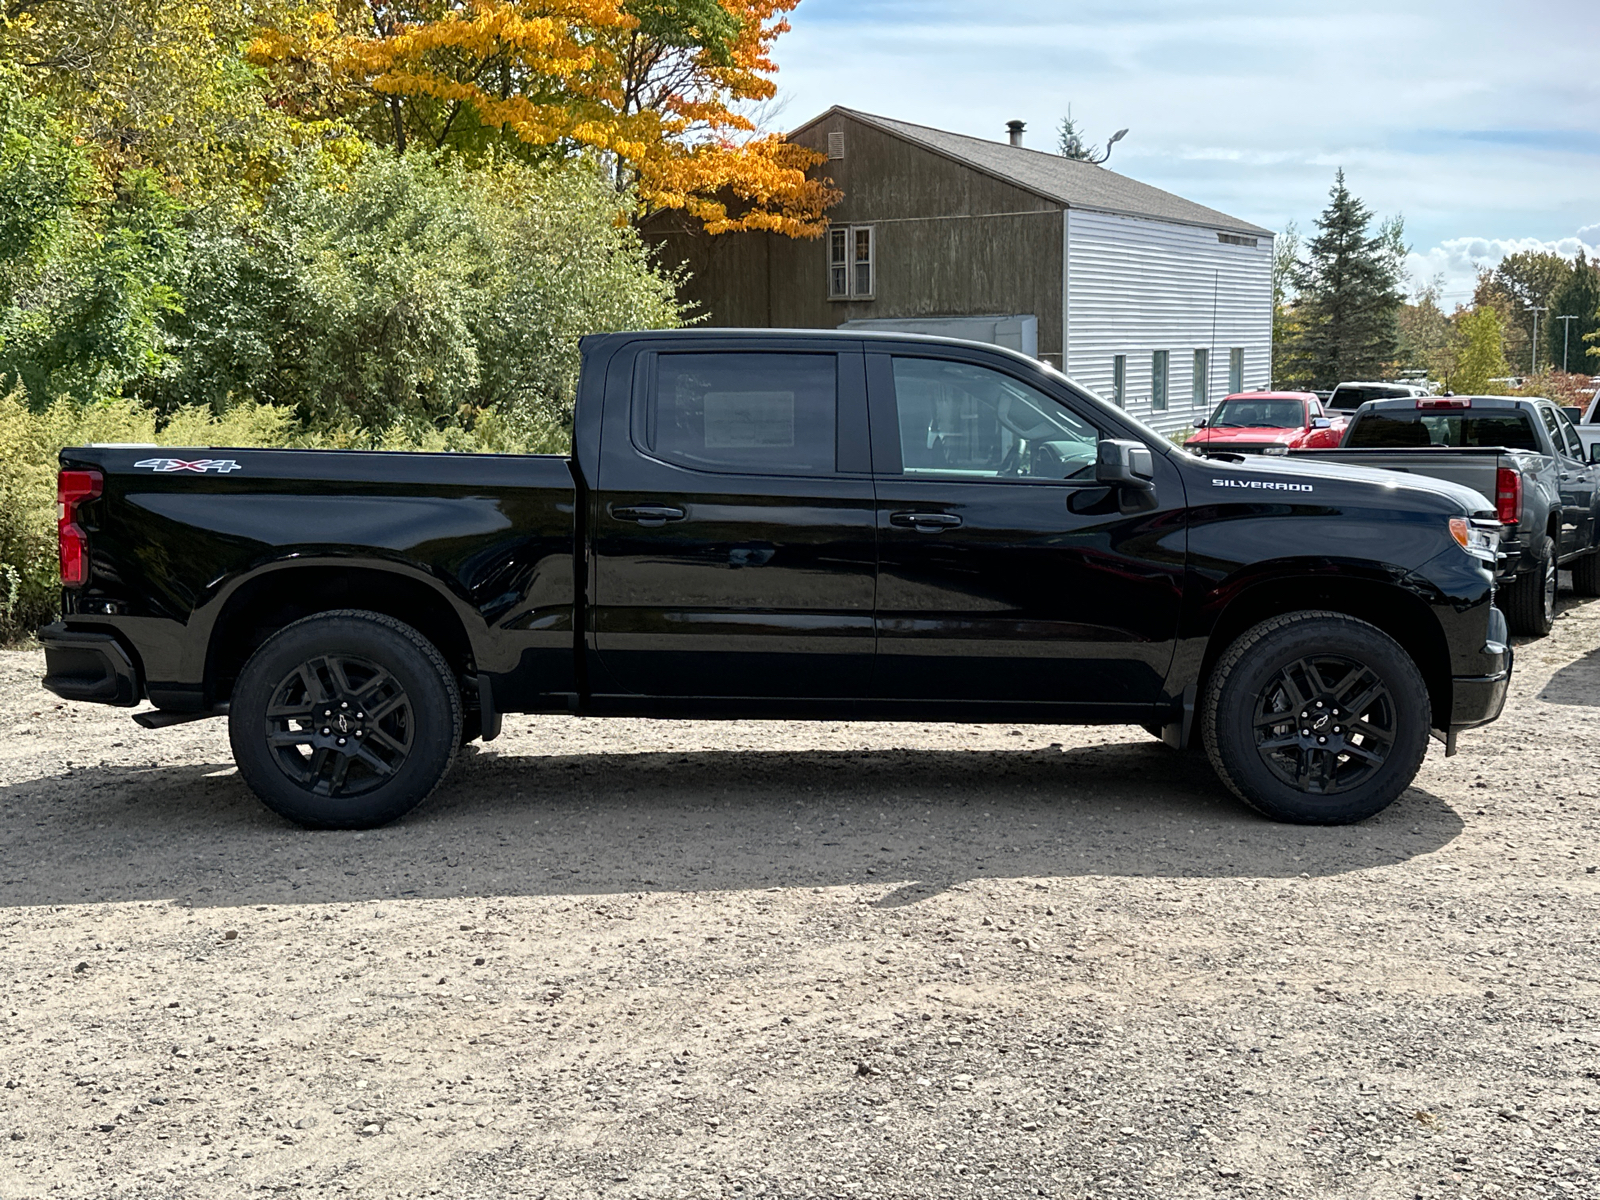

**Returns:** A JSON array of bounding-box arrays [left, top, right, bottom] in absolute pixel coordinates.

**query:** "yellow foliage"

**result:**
[[248, 1, 838, 236]]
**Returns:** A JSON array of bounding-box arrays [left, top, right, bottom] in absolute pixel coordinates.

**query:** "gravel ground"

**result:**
[[1, 594, 1598, 1200]]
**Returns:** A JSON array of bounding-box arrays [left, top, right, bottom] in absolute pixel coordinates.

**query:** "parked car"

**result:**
[[1293, 394, 1600, 636], [1326, 381, 1432, 412], [42, 330, 1511, 830], [1566, 387, 1600, 460], [1185, 392, 1346, 455]]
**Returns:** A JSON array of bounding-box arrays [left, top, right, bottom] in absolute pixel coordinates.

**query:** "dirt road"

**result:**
[[2, 595, 1598, 1199]]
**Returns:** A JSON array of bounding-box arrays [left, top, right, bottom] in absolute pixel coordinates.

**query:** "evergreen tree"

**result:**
[[1284, 171, 1404, 388], [1547, 251, 1600, 373]]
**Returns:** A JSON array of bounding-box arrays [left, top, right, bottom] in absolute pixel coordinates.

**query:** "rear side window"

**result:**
[[645, 353, 838, 476], [1346, 412, 1540, 451], [1330, 385, 1412, 409]]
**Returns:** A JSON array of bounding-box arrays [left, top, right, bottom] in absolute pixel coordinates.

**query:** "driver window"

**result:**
[[890, 357, 1101, 480]]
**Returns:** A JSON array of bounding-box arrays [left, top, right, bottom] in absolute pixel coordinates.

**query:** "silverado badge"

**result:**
[[134, 458, 243, 474]]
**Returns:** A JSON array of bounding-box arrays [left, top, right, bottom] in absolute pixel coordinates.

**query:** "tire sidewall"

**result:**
[[1207, 617, 1430, 825], [230, 614, 459, 830]]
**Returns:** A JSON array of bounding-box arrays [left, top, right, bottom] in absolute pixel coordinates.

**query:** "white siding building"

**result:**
[[1065, 209, 1275, 436]]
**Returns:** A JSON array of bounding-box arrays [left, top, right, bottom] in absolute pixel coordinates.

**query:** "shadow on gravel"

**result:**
[[1538, 646, 1600, 706], [0, 736, 1463, 909]]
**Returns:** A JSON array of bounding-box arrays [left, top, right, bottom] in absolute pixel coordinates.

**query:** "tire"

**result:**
[[1202, 611, 1431, 825], [1570, 548, 1600, 598], [1501, 534, 1557, 637], [229, 610, 461, 830]]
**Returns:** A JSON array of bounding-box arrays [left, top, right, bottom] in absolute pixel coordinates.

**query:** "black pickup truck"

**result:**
[[42, 331, 1512, 829]]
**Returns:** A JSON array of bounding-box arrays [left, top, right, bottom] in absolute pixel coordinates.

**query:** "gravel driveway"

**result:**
[[2, 594, 1598, 1200]]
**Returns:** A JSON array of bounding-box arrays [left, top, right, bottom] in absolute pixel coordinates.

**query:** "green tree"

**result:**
[[1547, 251, 1600, 373], [142, 150, 683, 441], [1396, 277, 1461, 388], [1475, 250, 1572, 375], [1454, 306, 1510, 394], [1283, 170, 1404, 388], [1056, 104, 1126, 162]]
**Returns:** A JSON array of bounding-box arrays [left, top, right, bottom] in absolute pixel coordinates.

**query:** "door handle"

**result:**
[[890, 510, 962, 531], [611, 504, 687, 526]]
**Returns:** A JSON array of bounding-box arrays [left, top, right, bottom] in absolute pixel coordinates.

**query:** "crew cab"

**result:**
[[1184, 392, 1345, 455], [1292, 394, 1600, 636], [1568, 387, 1600, 460], [42, 331, 1511, 830]]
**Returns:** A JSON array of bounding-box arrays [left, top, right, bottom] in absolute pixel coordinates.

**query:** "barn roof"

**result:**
[[793, 107, 1274, 238]]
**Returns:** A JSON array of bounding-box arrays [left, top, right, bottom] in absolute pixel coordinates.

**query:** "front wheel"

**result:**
[[1202, 611, 1431, 825], [1570, 548, 1600, 598], [229, 610, 461, 830]]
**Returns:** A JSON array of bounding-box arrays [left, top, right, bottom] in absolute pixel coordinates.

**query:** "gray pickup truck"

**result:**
[[1293, 395, 1600, 637]]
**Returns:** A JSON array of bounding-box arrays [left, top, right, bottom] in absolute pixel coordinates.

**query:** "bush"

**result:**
[[143, 151, 683, 444]]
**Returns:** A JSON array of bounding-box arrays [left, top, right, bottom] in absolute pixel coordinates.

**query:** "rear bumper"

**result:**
[[39, 623, 141, 706]]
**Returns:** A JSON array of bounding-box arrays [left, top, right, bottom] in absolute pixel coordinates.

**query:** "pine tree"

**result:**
[[1547, 251, 1600, 373], [1284, 171, 1404, 388]]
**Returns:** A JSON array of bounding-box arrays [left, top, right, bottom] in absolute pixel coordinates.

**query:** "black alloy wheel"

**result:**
[[1202, 610, 1430, 825], [1251, 655, 1394, 796], [230, 610, 461, 829], [264, 654, 414, 798]]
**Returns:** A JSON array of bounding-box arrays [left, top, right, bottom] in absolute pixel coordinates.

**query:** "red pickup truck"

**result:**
[[1185, 392, 1347, 455]]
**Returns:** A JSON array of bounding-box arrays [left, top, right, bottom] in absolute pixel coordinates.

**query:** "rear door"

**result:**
[[590, 340, 877, 699], [865, 349, 1187, 712], [1543, 403, 1597, 552]]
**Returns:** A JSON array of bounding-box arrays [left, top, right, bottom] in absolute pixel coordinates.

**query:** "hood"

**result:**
[[1191, 449, 1494, 516], [1189, 425, 1299, 446]]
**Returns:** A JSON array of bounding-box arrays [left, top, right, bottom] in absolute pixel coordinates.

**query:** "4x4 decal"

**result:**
[[133, 458, 243, 474]]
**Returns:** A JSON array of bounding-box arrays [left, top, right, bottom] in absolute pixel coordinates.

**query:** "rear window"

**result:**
[[1210, 399, 1304, 428], [1329, 385, 1414, 409], [1346, 412, 1541, 451]]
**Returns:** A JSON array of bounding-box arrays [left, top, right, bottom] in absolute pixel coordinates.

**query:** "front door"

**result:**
[[866, 351, 1187, 712], [591, 344, 877, 699]]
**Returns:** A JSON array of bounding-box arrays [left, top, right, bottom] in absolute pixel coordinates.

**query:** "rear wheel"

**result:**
[[229, 610, 461, 830], [1570, 548, 1600, 598], [1202, 611, 1431, 825], [1502, 534, 1556, 637]]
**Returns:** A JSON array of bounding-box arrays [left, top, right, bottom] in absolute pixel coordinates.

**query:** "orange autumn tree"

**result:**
[[248, 1, 837, 235]]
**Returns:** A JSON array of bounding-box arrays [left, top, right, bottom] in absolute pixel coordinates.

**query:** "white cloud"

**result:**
[[1407, 234, 1599, 307]]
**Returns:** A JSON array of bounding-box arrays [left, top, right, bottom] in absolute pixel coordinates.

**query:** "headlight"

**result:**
[[1450, 517, 1499, 563]]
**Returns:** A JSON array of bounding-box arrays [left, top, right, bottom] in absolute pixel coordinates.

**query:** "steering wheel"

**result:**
[[995, 393, 1060, 441]]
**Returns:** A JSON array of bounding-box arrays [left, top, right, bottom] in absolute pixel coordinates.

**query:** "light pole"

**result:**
[[1557, 314, 1579, 373], [1525, 303, 1547, 376]]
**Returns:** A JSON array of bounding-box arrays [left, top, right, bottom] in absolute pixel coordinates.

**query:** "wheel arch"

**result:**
[[203, 562, 480, 707], [1198, 574, 1453, 732]]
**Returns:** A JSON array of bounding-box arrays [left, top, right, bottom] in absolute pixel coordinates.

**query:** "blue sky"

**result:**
[[768, 0, 1600, 306]]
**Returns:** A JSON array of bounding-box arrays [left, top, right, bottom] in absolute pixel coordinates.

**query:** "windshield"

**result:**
[[1209, 399, 1305, 428], [1346, 412, 1541, 451]]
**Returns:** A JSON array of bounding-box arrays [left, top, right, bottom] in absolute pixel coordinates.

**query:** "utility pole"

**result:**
[[1526, 303, 1547, 375], [1557, 314, 1579, 373]]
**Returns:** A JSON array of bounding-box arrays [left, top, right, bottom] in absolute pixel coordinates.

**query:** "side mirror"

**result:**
[[1096, 439, 1155, 490], [1195, 417, 1208, 429], [1563, 406, 1583, 421], [1590, 442, 1600, 465], [1311, 417, 1332, 429]]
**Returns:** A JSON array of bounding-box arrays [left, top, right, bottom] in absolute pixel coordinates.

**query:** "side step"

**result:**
[[133, 706, 226, 730]]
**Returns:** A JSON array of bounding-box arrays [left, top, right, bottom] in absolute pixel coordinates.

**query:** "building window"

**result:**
[[1228, 348, 1244, 394], [1112, 355, 1126, 407], [1151, 350, 1169, 411], [1193, 348, 1209, 406], [828, 225, 875, 300], [1217, 232, 1259, 247]]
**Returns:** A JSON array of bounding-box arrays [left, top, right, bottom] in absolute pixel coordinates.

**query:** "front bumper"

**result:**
[[39, 623, 141, 706], [1443, 606, 1512, 749]]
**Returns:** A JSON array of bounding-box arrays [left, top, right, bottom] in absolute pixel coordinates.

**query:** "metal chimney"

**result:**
[[1006, 120, 1025, 147]]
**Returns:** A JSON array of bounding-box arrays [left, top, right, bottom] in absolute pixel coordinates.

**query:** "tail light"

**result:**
[[1494, 467, 1522, 526], [58, 469, 102, 587]]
